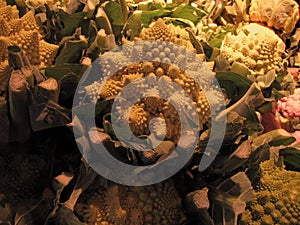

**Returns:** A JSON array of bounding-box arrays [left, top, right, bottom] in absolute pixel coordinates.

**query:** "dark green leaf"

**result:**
[[279, 147, 300, 171], [45, 64, 87, 81], [59, 74, 79, 104], [55, 39, 88, 65], [95, 7, 113, 35], [200, 40, 213, 60], [57, 10, 87, 37], [213, 140, 252, 176], [216, 72, 253, 103], [252, 129, 295, 150]]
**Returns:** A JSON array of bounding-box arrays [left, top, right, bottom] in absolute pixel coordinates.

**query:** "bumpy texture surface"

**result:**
[[239, 159, 300, 225], [138, 18, 195, 51], [0, 5, 59, 67], [277, 88, 300, 119], [276, 88, 300, 131], [83, 41, 223, 141], [0, 0, 7, 7], [0, 30, 40, 64], [221, 23, 285, 76], [0, 5, 19, 22], [75, 178, 185, 225], [39, 40, 59, 67], [249, 0, 300, 33]]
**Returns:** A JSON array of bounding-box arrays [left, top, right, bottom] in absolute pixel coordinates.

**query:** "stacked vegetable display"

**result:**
[[0, 0, 299, 225]]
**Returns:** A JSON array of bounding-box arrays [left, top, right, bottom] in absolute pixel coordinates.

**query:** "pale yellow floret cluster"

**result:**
[[138, 18, 195, 52], [75, 178, 185, 225], [39, 40, 60, 67], [0, 5, 59, 67], [221, 23, 285, 76]]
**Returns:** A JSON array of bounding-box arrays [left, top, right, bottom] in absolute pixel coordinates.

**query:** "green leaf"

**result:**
[[123, 12, 143, 40], [230, 62, 251, 76], [140, 8, 171, 25], [185, 27, 204, 54], [57, 10, 87, 37], [117, 0, 129, 24], [216, 72, 253, 103], [214, 53, 231, 72], [208, 25, 234, 48], [217, 83, 264, 135], [103, 1, 124, 26], [171, 5, 201, 24], [45, 64, 87, 81], [280, 147, 300, 171], [55, 39, 88, 65], [95, 100, 110, 117], [256, 101, 273, 114], [95, 7, 113, 35], [59, 74, 79, 105], [102, 113, 118, 138], [252, 129, 295, 150], [213, 140, 252, 176], [164, 17, 195, 28], [137, 2, 163, 11]]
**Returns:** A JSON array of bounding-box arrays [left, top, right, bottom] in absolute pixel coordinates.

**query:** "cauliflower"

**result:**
[[276, 88, 300, 131], [239, 159, 300, 225], [277, 88, 300, 119]]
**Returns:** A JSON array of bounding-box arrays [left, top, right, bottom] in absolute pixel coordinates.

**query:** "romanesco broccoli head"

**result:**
[[239, 159, 300, 225]]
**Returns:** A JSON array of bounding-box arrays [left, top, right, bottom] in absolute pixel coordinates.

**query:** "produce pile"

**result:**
[[0, 0, 299, 224]]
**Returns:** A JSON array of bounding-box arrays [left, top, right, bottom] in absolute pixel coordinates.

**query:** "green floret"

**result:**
[[239, 159, 300, 225]]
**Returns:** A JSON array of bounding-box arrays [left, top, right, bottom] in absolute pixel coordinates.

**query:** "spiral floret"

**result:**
[[221, 23, 284, 76], [75, 178, 185, 225], [83, 41, 224, 142], [239, 159, 300, 225]]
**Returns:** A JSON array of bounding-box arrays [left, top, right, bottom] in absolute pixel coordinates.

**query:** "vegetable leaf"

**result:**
[[171, 5, 201, 24], [279, 147, 300, 171], [216, 72, 253, 104]]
